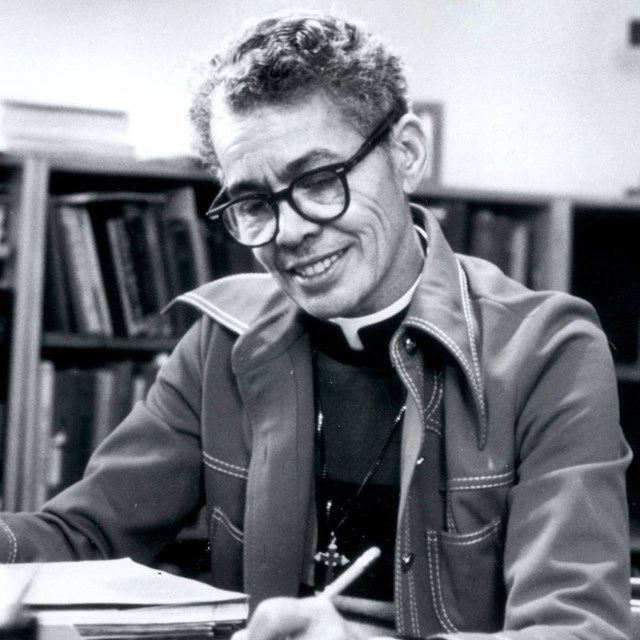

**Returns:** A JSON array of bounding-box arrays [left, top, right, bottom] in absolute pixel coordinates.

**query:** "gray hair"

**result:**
[[189, 10, 410, 177]]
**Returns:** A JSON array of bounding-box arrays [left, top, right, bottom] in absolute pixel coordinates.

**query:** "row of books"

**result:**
[[43, 187, 211, 338], [23, 356, 166, 511], [430, 202, 532, 285]]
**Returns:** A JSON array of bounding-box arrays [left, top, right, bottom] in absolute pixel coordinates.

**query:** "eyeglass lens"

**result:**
[[222, 169, 347, 246]]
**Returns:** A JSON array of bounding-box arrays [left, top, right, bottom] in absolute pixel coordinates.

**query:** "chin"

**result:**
[[285, 279, 367, 319], [297, 295, 362, 320]]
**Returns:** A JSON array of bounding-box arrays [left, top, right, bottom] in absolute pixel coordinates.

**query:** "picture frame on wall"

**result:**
[[412, 101, 443, 186]]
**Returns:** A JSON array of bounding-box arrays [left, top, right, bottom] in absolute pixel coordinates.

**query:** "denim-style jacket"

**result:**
[[0, 208, 631, 639]]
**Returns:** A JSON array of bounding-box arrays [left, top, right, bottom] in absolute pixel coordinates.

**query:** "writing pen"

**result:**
[[319, 546, 381, 600]]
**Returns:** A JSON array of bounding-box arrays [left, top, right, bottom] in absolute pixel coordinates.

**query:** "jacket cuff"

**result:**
[[0, 517, 18, 562]]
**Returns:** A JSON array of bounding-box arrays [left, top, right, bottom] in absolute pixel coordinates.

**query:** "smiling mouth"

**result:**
[[290, 250, 345, 279]]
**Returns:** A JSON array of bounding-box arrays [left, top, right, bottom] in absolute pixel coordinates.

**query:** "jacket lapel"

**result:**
[[232, 306, 316, 605], [407, 207, 488, 448]]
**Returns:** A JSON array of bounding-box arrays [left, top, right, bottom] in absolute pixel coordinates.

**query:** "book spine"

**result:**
[[508, 219, 531, 285], [122, 202, 171, 336], [0, 289, 13, 476], [42, 208, 74, 332], [33, 359, 55, 509], [76, 205, 114, 336], [432, 202, 469, 254], [56, 206, 103, 334], [106, 216, 146, 336], [0, 194, 10, 280]]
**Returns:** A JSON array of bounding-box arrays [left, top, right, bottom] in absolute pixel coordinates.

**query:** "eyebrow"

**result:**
[[226, 148, 344, 196]]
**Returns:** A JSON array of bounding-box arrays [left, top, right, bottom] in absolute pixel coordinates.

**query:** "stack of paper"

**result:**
[[1, 558, 248, 639]]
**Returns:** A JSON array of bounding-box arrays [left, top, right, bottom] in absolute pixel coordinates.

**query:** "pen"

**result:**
[[319, 547, 381, 600]]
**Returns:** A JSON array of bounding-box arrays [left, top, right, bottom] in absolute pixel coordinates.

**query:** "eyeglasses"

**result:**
[[205, 110, 401, 247]]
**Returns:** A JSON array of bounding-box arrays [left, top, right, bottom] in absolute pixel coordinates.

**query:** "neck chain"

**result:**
[[314, 400, 406, 586]]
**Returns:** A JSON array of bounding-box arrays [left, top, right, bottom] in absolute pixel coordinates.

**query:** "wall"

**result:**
[[0, 0, 639, 198]]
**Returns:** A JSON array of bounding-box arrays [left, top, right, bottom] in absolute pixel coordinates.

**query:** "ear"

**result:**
[[389, 113, 430, 195]]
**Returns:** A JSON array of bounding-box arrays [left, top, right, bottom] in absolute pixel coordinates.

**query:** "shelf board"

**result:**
[[2, 150, 214, 183], [42, 331, 178, 353], [416, 183, 554, 208]]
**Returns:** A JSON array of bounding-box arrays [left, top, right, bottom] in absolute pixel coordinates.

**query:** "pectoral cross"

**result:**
[[314, 533, 349, 587]]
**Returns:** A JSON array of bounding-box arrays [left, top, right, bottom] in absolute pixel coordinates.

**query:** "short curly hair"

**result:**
[[189, 10, 410, 176]]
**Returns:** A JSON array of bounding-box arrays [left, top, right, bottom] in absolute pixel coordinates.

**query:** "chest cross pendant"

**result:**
[[314, 533, 349, 587]]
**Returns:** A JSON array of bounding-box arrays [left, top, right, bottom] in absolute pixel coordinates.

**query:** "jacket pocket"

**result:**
[[210, 506, 244, 591], [425, 517, 505, 633]]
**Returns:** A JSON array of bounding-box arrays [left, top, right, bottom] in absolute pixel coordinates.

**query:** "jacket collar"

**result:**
[[404, 205, 487, 448], [170, 205, 487, 447]]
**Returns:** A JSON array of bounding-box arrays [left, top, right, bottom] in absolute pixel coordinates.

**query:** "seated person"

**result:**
[[0, 10, 632, 640]]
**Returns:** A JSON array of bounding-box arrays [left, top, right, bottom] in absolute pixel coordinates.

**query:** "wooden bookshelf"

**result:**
[[0, 151, 260, 511], [2, 152, 640, 556], [417, 184, 640, 551]]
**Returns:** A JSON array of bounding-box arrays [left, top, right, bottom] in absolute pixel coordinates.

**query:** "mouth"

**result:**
[[289, 249, 345, 280]]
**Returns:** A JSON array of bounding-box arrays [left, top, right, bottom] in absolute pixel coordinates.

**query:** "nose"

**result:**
[[274, 200, 322, 248]]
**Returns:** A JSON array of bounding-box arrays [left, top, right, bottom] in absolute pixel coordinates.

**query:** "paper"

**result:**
[[33, 602, 247, 626], [1, 558, 246, 607]]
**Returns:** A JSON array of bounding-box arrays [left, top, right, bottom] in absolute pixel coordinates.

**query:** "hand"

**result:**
[[231, 596, 363, 640]]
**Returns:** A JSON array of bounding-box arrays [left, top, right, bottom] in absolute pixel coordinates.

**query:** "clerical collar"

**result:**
[[329, 274, 421, 351], [302, 224, 426, 364], [302, 272, 422, 367], [327, 222, 427, 351]]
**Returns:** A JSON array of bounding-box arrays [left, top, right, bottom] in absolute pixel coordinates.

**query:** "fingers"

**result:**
[[232, 596, 352, 640]]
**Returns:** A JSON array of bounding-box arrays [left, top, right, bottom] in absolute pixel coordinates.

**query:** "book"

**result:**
[[0, 289, 13, 475], [106, 214, 150, 337], [0, 192, 10, 279], [32, 360, 56, 509], [42, 206, 75, 333], [120, 200, 172, 337], [85, 196, 148, 338], [0, 100, 133, 158], [161, 187, 211, 287], [430, 202, 469, 254], [46, 367, 96, 498], [468, 208, 531, 283], [159, 187, 213, 335], [61, 191, 203, 338], [89, 360, 135, 452], [52, 204, 113, 336], [1, 557, 248, 638], [130, 355, 167, 407]]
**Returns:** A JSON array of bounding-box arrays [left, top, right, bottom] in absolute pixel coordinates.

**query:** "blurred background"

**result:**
[[1, 0, 639, 198]]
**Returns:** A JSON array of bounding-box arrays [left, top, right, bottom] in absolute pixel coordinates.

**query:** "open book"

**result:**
[[2, 557, 248, 638]]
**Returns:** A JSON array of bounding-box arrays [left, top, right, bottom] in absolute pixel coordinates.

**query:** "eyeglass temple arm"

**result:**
[[343, 109, 405, 170]]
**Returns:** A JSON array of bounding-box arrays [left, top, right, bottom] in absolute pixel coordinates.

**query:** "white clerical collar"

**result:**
[[328, 273, 422, 350]]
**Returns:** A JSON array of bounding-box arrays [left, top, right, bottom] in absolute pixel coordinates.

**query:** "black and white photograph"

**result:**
[[1, 2, 639, 639]]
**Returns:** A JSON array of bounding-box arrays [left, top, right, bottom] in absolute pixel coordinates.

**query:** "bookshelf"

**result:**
[[1, 151, 639, 566], [416, 185, 640, 562], [0, 151, 259, 513]]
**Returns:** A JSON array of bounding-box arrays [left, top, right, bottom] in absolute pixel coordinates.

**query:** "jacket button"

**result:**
[[403, 336, 417, 356], [401, 552, 415, 572]]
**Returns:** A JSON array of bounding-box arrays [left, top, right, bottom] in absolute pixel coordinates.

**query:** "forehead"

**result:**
[[209, 91, 363, 187]]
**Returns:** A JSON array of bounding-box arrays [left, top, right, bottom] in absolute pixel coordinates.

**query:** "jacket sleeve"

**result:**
[[435, 295, 632, 640], [0, 318, 209, 564]]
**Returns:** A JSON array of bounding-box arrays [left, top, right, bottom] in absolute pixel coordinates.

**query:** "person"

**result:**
[[0, 10, 632, 640]]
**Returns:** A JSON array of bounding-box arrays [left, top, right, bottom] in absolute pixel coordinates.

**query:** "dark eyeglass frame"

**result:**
[[205, 109, 402, 247]]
